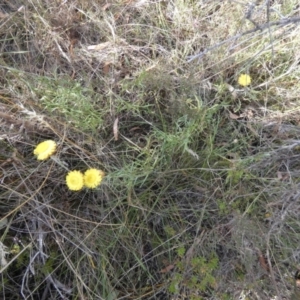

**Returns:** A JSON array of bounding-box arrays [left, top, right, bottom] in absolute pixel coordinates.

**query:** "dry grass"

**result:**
[[1, 0, 300, 299]]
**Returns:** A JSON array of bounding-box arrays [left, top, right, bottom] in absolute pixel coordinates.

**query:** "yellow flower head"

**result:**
[[84, 168, 105, 189], [34, 140, 57, 160], [238, 74, 251, 87], [66, 170, 84, 191]]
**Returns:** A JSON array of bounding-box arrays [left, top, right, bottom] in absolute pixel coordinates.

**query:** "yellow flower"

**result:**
[[66, 171, 84, 191], [34, 140, 57, 160], [84, 168, 105, 189], [238, 74, 251, 87]]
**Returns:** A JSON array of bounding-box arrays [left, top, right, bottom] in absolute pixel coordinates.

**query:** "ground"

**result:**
[[1, 0, 300, 299]]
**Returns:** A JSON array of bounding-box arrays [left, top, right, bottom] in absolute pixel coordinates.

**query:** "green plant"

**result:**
[[169, 249, 219, 298]]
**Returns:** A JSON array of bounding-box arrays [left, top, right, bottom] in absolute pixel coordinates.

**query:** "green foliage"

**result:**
[[225, 168, 244, 186], [191, 255, 218, 291], [169, 252, 219, 296], [14, 247, 29, 270], [217, 199, 230, 215], [169, 273, 183, 294], [176, 246, 186, 258], [42, 252, 57, 275], [34, 78, 104, 132]]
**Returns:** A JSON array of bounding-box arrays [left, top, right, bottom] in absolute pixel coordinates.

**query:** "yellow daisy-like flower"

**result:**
[[84, 168, 105, 189], [238, 74, 251, 87], [66, 170, 84, 191], [34, 140, 57, 160]]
